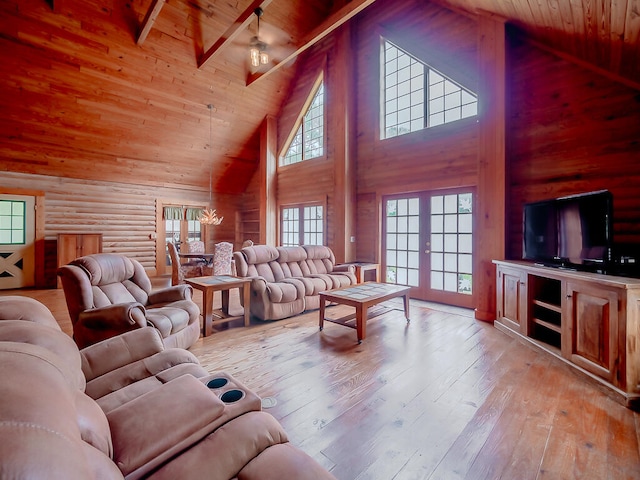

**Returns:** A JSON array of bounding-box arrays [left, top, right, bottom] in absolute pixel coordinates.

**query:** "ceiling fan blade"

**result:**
[[258, 21, 293, 48]]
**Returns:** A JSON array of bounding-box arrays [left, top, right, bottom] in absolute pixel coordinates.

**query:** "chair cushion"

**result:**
[[145, 306, 191, 338]]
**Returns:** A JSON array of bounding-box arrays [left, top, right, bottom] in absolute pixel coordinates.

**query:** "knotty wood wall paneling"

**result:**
[[0, 172, 238, 285], [353, 0, 479, 261], [506, 32, 640, 261], [0, 0, 312, 196], [276, 34, 340, 249]]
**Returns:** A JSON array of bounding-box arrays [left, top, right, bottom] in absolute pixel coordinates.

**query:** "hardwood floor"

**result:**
[[3, 278, 640, 479]]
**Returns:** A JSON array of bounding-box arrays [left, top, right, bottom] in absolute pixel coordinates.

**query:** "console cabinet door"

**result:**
[[496, 266, 527, 334], [565, 281, 619, 384], [57, 234, 103, 288]]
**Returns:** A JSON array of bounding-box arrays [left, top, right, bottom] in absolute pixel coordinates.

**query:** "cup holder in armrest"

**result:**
[[220, 389, 245, 403], [206, 377, 229, 389]]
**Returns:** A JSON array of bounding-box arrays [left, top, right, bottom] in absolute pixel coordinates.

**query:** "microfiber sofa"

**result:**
[[233, 245, 357, 321], [0, 295, 335, 479], [57, 253, 201, 350]]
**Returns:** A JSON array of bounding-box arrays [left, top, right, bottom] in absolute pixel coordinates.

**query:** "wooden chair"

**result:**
[[167, 242, 203, 285]]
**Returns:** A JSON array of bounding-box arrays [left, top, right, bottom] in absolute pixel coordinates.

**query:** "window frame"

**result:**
[[279, 73, 326, 167], [279, 201, 326, 247], [380, 37, 478, 140]]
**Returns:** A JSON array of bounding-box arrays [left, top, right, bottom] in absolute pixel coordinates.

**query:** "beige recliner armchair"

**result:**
[[58, 253, 200, 349]]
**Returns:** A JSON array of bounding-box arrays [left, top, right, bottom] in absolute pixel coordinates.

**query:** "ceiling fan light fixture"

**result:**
[[249, 37, 269, 67], [249, 8, 269, 67]]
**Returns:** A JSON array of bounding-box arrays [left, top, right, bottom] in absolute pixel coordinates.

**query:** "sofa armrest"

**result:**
[[78, 303, 147, 330], [148, 284, 193, 304], [107, 374, 245, 479], [80, 327, 165, 382], [249, 276, 269, 295], [73, 302, 148, 349], [334, 263, 355, 274]]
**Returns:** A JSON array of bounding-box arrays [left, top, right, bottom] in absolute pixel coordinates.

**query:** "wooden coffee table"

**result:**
[[185, 275, 251, 336], [319, 282, 411, 343]]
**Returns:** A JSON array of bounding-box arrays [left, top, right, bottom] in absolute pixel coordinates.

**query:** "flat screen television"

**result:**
[[523, 190, 613, 272]]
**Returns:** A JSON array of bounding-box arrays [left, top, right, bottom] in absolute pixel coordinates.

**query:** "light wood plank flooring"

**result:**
[[3, 278, 640, 479]]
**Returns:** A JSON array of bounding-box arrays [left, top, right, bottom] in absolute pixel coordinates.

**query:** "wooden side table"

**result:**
[[342, 262, 380, 283], [185, 275, 251, 336]]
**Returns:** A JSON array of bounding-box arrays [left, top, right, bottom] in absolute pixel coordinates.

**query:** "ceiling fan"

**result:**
[[249, 8, 269, 67], [244, 7, 295, 70]]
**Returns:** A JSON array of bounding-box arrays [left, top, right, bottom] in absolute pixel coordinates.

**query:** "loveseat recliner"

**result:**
[[233, 244, 357, 321], [0, 295, 336, 479], [58, 253, 201, 349]]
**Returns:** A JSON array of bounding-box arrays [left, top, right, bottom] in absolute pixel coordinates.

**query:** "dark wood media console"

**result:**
[[494, 260, 640, 409]]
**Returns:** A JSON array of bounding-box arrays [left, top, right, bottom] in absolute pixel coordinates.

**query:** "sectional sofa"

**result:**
[[233, 245, 357, 321], [0, 295, 335, 479]]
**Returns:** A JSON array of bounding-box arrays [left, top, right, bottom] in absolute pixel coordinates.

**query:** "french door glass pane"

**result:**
[[385, 197, 419, 286], [429, 192, 473, 295]]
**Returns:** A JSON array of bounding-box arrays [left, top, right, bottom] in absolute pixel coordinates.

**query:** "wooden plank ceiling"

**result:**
[[0, 0, 639, 195]]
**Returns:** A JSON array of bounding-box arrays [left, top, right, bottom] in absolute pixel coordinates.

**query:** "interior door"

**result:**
[[0, 194, 35, 289], [383, 189, 474, 308]]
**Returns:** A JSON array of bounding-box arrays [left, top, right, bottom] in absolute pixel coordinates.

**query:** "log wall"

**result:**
[[0, 172, 238, 286], [506, 32, 640, 261]]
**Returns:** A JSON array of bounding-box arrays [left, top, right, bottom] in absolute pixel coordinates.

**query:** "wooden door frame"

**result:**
[[155, 199, 208, 276], [380, 187, 476, 309], [0, 187, 45, 288]]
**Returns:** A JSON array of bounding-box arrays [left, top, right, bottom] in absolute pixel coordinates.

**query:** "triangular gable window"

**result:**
[[381, 39, 477, 139], [281, 81, 324, 166]]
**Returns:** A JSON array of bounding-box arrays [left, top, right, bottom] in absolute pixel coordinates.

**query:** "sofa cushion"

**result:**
[[0, 320, 85, 390], [145, 305, 191, 337], [0, 341, 122, 479], [239, 245, 280, 280], [71, 254, 152, 307], [74, 389, 113, 457], [302, 245, 336, 274], [0, 295, 61, 329], [264, 279, 304, 303]]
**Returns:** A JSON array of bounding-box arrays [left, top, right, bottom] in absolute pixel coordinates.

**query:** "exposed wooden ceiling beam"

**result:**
[[246, 0, 378, 86], [136, 0, 166, 45], [198, 0, 274, 69]]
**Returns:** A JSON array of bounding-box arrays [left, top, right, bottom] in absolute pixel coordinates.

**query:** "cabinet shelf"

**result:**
[[531, 299, 561, 313], [532, 317, 561, 334]]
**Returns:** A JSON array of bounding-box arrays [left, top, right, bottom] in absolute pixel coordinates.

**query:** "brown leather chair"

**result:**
[[58, 253, 200, 349]]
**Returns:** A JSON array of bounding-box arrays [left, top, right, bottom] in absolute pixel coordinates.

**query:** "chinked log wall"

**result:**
[[0, 171, 238, 286]]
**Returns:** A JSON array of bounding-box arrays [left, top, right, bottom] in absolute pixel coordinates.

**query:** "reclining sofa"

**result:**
[[0, 295, 335, 479], [233, 245, 357, 321]]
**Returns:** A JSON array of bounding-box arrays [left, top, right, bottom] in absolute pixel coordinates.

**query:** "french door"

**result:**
[[383, 189, 474, 308]]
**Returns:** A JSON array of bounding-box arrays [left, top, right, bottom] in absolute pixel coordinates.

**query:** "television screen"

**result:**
[[557, 190, 612, 266], [522, 190, 613, 271], [523, 200, 558, 263]]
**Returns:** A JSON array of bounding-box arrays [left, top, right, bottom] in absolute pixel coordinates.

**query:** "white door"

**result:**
[[0, 195, 35, 289]]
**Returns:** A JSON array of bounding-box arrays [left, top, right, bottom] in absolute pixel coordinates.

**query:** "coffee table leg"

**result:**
[[403, 293, 410, 322], [319, 295, 325, 331], [356, 304, 365, 344], [202, 288, 214, 337]]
